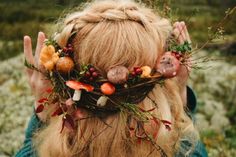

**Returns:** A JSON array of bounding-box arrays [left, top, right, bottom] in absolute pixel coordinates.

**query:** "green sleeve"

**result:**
[[15, 112, 42, 157]]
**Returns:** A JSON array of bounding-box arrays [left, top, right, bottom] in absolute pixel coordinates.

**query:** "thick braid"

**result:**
[[55, 1, 171, 48]]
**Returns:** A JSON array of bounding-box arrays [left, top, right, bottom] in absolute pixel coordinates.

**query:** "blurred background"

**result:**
[[0, 0, 235, 156]]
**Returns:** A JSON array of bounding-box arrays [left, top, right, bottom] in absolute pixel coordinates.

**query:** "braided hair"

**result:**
[[34, 1, 198, 157]]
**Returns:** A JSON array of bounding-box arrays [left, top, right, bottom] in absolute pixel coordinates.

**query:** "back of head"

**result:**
[[35, 1, 198, 157]]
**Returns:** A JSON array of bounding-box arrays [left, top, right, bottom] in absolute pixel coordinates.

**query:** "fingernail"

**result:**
[[173, 22, 178, 27], [24, 35, 30, 40]]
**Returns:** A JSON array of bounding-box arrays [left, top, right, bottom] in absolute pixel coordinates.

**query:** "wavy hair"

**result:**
[[34, 1, 198, 156]]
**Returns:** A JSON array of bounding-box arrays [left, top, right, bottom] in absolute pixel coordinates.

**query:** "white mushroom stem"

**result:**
[[97, 96, 108, 107], [72, 90, 81, 101]]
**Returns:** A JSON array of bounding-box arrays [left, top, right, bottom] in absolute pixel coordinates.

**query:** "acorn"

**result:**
[[107, 66, 129, 84], [56, 57, 75, 73]]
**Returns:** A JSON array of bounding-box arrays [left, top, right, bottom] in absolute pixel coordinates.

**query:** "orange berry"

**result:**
[[100, 82, 115, 95], [56, 57, 74, 73]]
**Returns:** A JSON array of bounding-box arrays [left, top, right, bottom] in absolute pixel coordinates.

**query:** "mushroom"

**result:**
[[140, 66, 152, 78], [66, 80, 94, 101], [40, 45, 59, 71], [156, 52, 180, 78], [97, 96, 108, 107], [107, 66, 129, 84]]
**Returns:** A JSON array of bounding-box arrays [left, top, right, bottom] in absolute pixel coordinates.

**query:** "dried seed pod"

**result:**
[[56, 57, 75, 73], [107, 66, 129, 84]]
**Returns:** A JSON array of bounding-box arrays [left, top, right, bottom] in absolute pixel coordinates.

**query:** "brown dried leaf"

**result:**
[[51, 107, 63, 117], [61, 114, 75, 132]]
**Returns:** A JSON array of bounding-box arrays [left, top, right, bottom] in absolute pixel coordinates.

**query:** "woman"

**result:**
[[16, 0, 207, 156]]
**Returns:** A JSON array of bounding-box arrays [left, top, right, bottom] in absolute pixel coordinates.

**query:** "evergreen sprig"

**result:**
[[169, 41, 192, 53], [24, 59, 43, 73]]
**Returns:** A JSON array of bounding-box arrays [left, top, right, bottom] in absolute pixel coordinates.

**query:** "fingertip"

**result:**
[[24, 35, 31, 41], [173, 28, 179, 36], [173, 21, 179, 27], [39, 31, 46, 38], [180, 21, 186, 27]]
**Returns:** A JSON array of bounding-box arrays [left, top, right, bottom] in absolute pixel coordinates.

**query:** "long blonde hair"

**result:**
[[34, 1, 198, 156]]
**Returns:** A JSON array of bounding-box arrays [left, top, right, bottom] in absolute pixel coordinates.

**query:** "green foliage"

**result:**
[[0, 40, 22, 61], [169, 41, 192, 52]]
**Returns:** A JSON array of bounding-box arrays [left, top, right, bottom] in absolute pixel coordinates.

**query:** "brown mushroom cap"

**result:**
[[156, 52, 180, 78], [107, 66, 129, 84]]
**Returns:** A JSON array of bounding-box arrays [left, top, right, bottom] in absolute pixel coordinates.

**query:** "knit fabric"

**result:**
[[15, 111, 41, 157]]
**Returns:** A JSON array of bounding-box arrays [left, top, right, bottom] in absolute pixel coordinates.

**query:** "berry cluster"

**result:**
[[131, 66, 143, 77], [84, 66, 99, 81], [171, 51, 183, 60], [62, 44, 74, 55]]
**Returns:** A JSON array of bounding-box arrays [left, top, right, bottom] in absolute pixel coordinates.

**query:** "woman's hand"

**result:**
[[173, 21, 191, 106], [24, 32, 51, 121]]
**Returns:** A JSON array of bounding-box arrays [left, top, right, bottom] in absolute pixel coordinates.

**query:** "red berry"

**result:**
[[67, 47, 73, 52], [67, 44, 72, 47], [63, 47, 68, 52], [131, 71, 136, 76], [175, 54, 181, 60], [89, 77, 94, 81], [135, 68, 143, 75], [85, 71, 91, 77], [92, 72, 98, 78], [133, 66, 140, 71], [89, 67, 95, 72]]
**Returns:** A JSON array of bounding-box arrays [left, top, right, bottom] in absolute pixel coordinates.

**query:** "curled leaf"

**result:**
[[61, 114, 75, 133], [161, 120, 172, 125], [38, 98, 48, 103], [51, 105, 67, 117], [35, 104, 44, 113], [161, 120, 172, 131], [51, 107, 63, 117], [139, 107, 156, 112], [45, 88, 53, 93]]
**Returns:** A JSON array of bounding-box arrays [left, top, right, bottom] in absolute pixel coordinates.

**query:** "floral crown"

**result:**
[[25, 33, 191, 155]]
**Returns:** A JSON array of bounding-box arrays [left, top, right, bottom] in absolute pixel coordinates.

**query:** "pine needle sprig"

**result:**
[[24, 59, 44, 73]]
